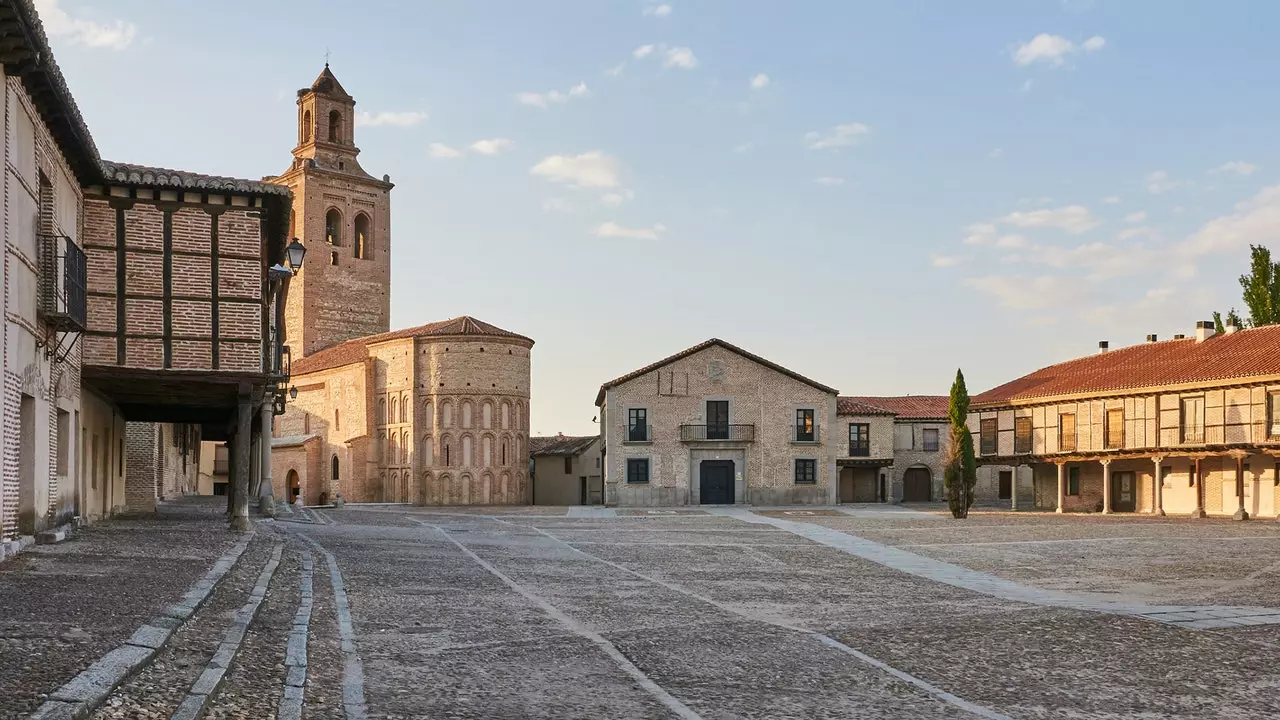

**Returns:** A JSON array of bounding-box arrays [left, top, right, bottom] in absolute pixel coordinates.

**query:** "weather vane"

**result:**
[[324, 47, 331, 66]]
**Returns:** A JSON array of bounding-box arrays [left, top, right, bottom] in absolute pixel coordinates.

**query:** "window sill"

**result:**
[[793, 482, 818, 486], [622, 439, 653, 446], [790, 439, 820, 446], [626, 481, 650, 486]]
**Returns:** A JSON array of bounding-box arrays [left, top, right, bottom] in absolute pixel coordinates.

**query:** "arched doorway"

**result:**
[[287, 470, 301, 504], [902, 467, 932, 502]]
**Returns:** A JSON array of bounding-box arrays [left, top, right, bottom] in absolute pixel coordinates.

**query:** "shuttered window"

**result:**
[[1105, 408, 1124, 449], [1014, 417, 1033, 454], [1181, 397, 1205, 444], [980, 419, 997, 455]]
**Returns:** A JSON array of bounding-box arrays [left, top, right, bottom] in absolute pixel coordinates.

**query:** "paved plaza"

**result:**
[[9, 500, 1280, 718]]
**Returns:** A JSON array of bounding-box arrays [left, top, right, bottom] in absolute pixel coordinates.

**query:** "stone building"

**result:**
[[274, 316, 533, 505], [529, 434, 602, 505], [842, 396, 952, 502], [596, 338, 839, 506], [969, 321, 1280, 518], [832, 399, 895, 503]]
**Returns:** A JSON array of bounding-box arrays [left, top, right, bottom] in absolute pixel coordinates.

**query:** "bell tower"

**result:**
[[269, 65, 395, 358]]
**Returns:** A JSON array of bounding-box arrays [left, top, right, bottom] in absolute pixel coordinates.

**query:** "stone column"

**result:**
[[1055, 462, 1066, 513], [1191, 457, 1206, 518], [258, 402, 275, 517], [1233, 453, 1250, 521], [249, 426, 261, 499], [230, 390, 253, 532], [1152, 457, 1165, 517], [1101, 459, 1112, 514], [1010, 464, 1019, 511]]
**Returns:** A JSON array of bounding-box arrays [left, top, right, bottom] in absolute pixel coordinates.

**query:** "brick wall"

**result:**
[[124, 422, 158, 512]]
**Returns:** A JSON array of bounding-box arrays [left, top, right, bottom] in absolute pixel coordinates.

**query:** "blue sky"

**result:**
[[39, 0, 1280, 435]]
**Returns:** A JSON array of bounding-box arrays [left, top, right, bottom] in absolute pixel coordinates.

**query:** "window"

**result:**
[[1161, 466, 1173, 487], [332, 455, 340, 480], [1105, 408, 1124, 449], [329, 251, 338, 266], [302, 110, 312, 143], [1270, 391, 1280, 438], [979, 419, 997, 455], [794, 459, 817, 484], [334, 409, 340, 431], [627, 458, 650, 484], [848, 423, 870, 457], [1067, 466, 1080, 496], [627, 408, 648, 441], [1181, 396, 1205, 444], [326, 208, 342, 246], [1059, 413, 1076, 452], [56, 410, 69, 475], [1014, 417, 1032, 454], [795, 409, 815, 442], [354, 213, 371, 259], [922, 428, 939, 452], [564, 456, 573, 474], [706, 400, 729, 440], [328, 110, 342, 143]]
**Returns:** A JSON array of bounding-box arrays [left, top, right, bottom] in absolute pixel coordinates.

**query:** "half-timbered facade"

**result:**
[[969, 322, 1280, 518]]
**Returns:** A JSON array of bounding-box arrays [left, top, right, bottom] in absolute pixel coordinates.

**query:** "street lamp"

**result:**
[[285, 238, 307, 274], [289, 385, 298, 400]]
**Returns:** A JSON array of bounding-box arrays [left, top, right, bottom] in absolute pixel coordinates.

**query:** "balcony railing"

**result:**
[[625, 424, 652, 443], [793, 426, 821, 443], [847, 444, 870, 457], [213, 459, 229, 475], [680, 424, 755, 442], [38, 234, 87, 333]]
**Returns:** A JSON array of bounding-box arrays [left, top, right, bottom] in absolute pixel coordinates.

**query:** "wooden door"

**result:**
[[852, 468, 878, 502], [903, 468, 932, 502], [839, 468, 855, 503], [998, 471, 1012, 500], [1112, 471, 1136, 512], [699, 461, 734, 504]]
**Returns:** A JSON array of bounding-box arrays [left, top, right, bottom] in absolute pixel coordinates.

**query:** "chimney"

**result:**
[[1195, 320, 1216, 342], [1225, 317, 1240, 335], [1145, 334, 1158, 343], [1098, 341, 1109, 354], [1173, 334, 1186, 340]]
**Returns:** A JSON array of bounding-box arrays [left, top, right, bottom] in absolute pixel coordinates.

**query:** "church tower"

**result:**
[[270, 65, 394, 358]]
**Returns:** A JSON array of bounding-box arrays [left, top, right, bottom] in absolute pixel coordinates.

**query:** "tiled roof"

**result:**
[[291, 316, 533, 376], [843, 395, 950, 420], [302, 64, 352, 100], [836, 397, 896, 416], [0, 0, 103, 184], [595, 338, 838, 406], [973, 325, 1280, 406], [529, 435, 599, 457], [101, 161, 292, 197]]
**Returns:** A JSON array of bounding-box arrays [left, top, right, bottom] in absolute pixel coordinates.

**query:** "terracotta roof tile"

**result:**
[[836, 398, 896, 416], [595, 338, 838, 406], [529, 435, 599, 457], [973, 325, 1280, 406], [842, 396, 949, 419], [101, 161, 292, 197], [302, 64, 352, 100], [291, 316, 533, 376]]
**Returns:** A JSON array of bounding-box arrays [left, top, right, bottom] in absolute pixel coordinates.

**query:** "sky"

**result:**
[[36, 0, 1280, 436]]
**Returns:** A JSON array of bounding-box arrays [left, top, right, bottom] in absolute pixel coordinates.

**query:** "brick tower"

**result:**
[[270, 65, 394, 358]]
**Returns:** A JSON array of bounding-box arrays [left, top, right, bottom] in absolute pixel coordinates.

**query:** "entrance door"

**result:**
[[699, 461, 734, 504], [851, 468, 878, 502], [998, 471, 1012, 500], [839, 468, 855, 503], [903, 468, 932, 502], [1111, 471, 1136, 512]]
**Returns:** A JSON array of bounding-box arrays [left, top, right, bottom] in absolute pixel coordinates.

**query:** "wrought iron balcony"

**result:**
[[847, 444, 870, 457], [625, 424, 653, 443], [38, 234, 87, 333], [793, 426, 821, 444], [680, 424, 755, 442]]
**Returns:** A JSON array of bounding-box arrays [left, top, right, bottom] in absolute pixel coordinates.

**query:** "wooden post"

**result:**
[[1191, 456, 1206, 518], [230, 388, 252, 531], [1233, 453, 1249, 521]]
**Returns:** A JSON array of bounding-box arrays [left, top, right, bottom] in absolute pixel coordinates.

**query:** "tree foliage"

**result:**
[[1239, 244, 1280, 327], [944, 369, 977, 519]]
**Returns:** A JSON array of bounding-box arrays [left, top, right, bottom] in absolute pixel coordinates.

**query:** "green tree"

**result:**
[[1238, 244, 1280, 327], [1212, 309, 1242, 335], [944, 369, 977, 519]]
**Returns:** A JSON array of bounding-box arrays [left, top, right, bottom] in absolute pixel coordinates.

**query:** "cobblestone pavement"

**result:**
[[14, 501, 1280, 718]]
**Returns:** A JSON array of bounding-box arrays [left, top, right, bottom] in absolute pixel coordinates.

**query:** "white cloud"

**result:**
[[517, 82, 588, 108], [1146, 170, 1181, 194], [1180, 185, 1280, 258], [1102, 195, 1121, 204], [1011, 33, 1106, 66], [663, 46, 698, 69], [1020, 79, 1035, 93], [963, 222, 997, 245], [542, 197, 573, 214], [600, 189, 635, 207], [605, 63, 626, 77], [1212, 161, 1258, 176], [356, 111, 428, 127], [995, 234, 1028, 248], [633, 44, 656, 59], [732, 141, 754, 154], [804, 122, 870, 150], [530, 151, 621, 189], [1117, 226, 1154, 240], [965, 275, 1079, 311], [988, 147, 1004, 159], [469, 138, 515, 156], [750, 73, 770, 90], [643, 4, 672, 17], [1124, 211, 1147, 223], [593, 221, 666, 240], [428, 143, 463, 159], [1000, 204, 1100, 234], [931, 254, 961, 268], [814, 176, 845, 186], [35, 0, 137, 50]]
